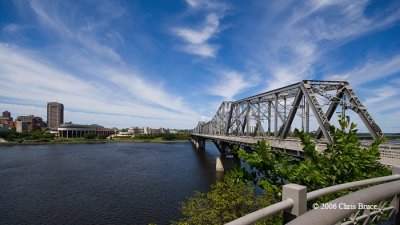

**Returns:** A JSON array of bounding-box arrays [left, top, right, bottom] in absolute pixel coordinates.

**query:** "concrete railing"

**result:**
[[287, 180, 400, 225], [225, 166, 400, 225]]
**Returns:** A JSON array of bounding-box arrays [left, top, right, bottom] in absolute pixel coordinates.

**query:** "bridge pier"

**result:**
[[216, 157, 224, 171], [190, 136, 205, 151], [215, 155, 241, 173], [213, 140, 233, 155]]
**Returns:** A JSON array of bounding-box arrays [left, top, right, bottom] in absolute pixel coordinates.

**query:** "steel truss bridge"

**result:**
[[191, 80, 400, 167]]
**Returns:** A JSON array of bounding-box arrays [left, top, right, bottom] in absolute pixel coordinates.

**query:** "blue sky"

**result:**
[[0, 0, 399, 131]]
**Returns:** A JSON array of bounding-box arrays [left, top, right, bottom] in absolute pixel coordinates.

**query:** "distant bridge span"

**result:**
[[191, 80, 400, 167]]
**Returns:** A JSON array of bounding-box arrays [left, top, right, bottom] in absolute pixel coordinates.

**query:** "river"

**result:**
[[0, 142, 220, 225]]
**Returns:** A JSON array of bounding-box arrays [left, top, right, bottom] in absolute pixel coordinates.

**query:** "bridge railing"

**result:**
[[225, 166, 400, 225]]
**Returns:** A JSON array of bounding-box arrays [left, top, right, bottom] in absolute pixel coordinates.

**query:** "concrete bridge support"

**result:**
[[190, 136, 205, 151], [215, 156, 241, 172], [216, 157, 224, 171]]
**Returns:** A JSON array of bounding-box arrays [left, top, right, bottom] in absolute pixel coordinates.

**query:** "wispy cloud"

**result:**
[[185, 0, 228, 11], [206, 69, 258, 100], [1, 0, 399, 132], [172, 1, 228, 57], [29, 0, 124, 63], [327, 62, 400, 132], [0, 1, 202, 130], [173, 13, 220, 57], [0, 43, 199, 128], [364, 86, 399, 105], [2, 23, 33, 34], [326, 55, 400, 86], [243, 0, 400, 90]]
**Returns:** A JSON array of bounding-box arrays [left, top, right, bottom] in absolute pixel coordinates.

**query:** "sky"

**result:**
[[0, 0, 399, 131]]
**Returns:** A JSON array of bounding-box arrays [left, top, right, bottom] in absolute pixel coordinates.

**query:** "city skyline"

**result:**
[[1, 0, 400, 131]]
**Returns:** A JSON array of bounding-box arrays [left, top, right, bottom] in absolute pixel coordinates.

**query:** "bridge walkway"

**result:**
[[191, 133, 400, 167]]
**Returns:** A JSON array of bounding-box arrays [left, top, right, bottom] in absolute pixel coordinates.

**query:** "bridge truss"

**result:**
[[194, 80, 383, 144]]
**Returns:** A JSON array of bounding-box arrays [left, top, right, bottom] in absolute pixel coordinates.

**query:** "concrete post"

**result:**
[[216, 157, 224, 171], [282, 183, 307, 224]]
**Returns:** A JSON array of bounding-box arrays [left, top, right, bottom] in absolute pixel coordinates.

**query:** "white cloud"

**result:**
[[2, 24, 33, 33], [365, 86, 399, 105], [325, 55, 400, 86], [173, 13, 221, 57], [244, 0, 400, 91], [0, 43, 199, 128], [185, 0, 201, 8], [181, 43, 218, 58], [29, 0, 123, 63], [206, 70, 257, 100], [173, 0, 228, 58], [185, 0, 228, 11], [174, 14, 219, 45]]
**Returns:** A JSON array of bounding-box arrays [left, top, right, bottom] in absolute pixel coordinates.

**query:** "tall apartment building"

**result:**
[[2, 111, 11, 118], [47, 102, 64, 130]]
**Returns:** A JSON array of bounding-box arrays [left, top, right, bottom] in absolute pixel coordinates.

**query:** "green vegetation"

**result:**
[[176, 121, 390, 224], [0, 129, 189, 144], [172, 169, 280, 225], [238, 122, 390, 202], [83, 132, 98, 140], [0, 129, 55, 142], [131, 133, 189, 142]]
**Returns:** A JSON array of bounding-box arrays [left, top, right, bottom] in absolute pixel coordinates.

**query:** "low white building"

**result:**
[[58, 124, 114, 138]]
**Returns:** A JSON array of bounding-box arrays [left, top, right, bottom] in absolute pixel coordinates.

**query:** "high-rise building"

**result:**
[[47, 102, 64, 130], [2, 111, 11, 118]]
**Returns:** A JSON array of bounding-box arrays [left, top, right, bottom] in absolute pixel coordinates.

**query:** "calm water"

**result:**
[[0, 142, 220, 225]]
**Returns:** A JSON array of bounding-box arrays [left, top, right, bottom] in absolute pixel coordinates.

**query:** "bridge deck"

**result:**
[[191, 134, 400, 167]]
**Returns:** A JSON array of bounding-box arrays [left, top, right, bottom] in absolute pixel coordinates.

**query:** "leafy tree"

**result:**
[[30, 130, 43, 139], [43, 132, 55, 139], [83, 132, 97, 139], [172, 169, 280, 225], [238, 121, 391, 195]]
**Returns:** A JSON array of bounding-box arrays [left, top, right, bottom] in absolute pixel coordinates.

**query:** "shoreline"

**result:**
[[0, 139, 189, 146]]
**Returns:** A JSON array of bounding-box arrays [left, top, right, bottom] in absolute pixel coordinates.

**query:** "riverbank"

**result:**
[[0, 138, 189, 146]]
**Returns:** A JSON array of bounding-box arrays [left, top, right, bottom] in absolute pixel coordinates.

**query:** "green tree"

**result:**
[[30, 130, 43, 139], [83, 132, 97, 139], [43, 132, 55, 139], [238, 121, 391, 195], [172, 169, 280, 225]]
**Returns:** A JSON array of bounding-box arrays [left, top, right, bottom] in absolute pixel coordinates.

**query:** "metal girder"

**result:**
[[193, 80, 383, 144], [343, 86, 383, 139], [315, 88, 345, 139], [280, 89, 303, 139], [300, 81, 333, 144]]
